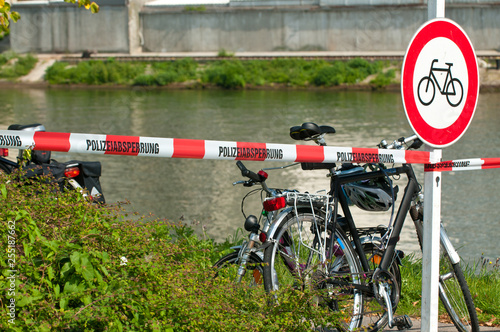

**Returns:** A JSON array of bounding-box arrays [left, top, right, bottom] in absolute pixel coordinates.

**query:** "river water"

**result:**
[[1, 88, 498, 261]]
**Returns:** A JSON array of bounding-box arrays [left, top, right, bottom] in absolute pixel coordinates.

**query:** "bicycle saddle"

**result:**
[[8, 123, 46, 131], [289, 122, 335, 141]]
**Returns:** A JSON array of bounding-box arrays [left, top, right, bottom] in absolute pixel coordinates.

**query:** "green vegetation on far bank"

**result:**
[[0, 51, 37, 79], [44, 57, 397, 89]]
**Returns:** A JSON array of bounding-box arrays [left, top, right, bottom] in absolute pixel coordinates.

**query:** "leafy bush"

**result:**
[[46, 60, 145, 85], [217, 49, 234, 57], [0, 53, 38, 79], [132, 74, 156, 86], [43, 57, 390, 89], [0, 50, 18, 66], [312, 59, 381, 86], [370, 69, 396, 88], [202, 60, 246, 89], [149, 58, 198, 85], [312, 62, 346, 86], [0, 173, 343, 331]]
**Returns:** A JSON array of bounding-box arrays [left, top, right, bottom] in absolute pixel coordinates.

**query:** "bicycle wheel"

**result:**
[[417, 76, 435, 106], [439, 258, 479, 332], [213, 251, 265, 287], [0, 162, 12, 174], [263, 210, 364, 331], [446, 78, 464, 107], [413, 220, 479, 332]]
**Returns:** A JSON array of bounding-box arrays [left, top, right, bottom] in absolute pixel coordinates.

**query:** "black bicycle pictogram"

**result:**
[[417, 59, 464, 107]]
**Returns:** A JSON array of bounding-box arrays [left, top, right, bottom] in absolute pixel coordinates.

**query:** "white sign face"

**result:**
[[401, 18, 479, 148]]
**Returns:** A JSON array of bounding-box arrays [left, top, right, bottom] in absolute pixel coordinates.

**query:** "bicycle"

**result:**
[[262, 122, 479, 332], [417, 59, 464, 107], [1, 123, 106, 203]]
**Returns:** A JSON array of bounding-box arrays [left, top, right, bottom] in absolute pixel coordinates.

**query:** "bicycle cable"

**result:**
[[241, 188, 262, 219]]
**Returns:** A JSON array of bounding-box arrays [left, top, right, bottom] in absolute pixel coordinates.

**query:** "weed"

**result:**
[[0, 52, 37, 79]]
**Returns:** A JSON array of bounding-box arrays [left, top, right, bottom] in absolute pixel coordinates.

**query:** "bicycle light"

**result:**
[[263, 196, 286, 212], [257, 170, 268, 179], [64, 166, 80, 178], [244, 215, 260, 233]]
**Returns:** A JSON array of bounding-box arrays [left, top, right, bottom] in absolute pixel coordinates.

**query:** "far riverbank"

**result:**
[[4, 51, 500, 91]]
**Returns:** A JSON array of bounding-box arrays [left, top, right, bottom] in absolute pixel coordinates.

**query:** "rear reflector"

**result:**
[[64, 166, 80, 178], [263, 196, 286, 212]]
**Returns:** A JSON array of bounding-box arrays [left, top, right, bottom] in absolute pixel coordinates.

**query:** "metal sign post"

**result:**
[[401, 1, 479, 331], [424, 3, 443, 330], [422, 147, 441, 332]]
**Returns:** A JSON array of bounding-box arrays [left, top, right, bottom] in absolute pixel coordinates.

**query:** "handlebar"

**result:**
[[378, 135, 423, 150], [236, 161, 265, 183]]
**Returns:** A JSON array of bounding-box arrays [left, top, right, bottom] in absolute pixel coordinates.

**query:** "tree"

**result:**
[[0, 0, 99, 33]]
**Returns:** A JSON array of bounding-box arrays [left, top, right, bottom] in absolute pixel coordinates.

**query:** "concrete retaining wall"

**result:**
[[8, 0, 500, 54], [140, 4, 500, 53], [11, 0, 129, 53]]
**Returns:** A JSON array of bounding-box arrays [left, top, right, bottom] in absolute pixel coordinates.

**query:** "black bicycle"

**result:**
[[262, 123, 479, 332]]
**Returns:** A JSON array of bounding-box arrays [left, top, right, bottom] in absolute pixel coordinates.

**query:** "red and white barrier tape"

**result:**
[[424, 158, 500, 172], [0, 130, 435, 164]]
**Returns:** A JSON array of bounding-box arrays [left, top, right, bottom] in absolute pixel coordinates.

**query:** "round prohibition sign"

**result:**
[[401, 18, 479, 148]]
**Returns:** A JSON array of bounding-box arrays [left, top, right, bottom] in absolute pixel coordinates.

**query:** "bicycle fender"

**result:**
[[265, 207, 295, 241]]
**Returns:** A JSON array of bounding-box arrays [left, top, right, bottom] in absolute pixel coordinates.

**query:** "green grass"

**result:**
[[42, 57, 395, 89], [46, 58, 146, 85], [0, 51, 38, 79], [397, 254, 500, 327], [0, 172, 346, 331]]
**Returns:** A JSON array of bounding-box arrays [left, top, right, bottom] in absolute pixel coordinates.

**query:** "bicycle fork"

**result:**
[[236, 234, 259, 283]]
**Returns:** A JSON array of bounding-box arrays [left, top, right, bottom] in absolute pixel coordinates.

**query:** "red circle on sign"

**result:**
[[401, 19, 479, 148]]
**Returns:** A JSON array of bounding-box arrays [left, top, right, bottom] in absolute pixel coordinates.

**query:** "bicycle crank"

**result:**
[[372, 269, 401, 328]]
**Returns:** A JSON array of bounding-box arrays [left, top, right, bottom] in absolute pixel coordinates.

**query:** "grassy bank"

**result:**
[[1, 173, 498, 331], [45, 57, 397, 89], [397, 254, 500, 327], [0, 51, 37, 79]]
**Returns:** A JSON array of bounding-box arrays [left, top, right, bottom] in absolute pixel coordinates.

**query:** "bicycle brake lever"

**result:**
[[232, 180, 246, 186]]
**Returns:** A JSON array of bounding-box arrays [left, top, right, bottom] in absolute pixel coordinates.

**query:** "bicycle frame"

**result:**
[[426, 59, 455, 95], [264, 124, 477, 330], [332, 164, 419, 274]]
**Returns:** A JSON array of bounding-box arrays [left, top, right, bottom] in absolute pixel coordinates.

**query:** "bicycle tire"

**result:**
[[213, 251, 265, 287], [414, 219, 479, 332], [0, 162, 12, 174], [263, 210, 364, 331], [417, 76, 436, 106], [446, 78, 464, 107]]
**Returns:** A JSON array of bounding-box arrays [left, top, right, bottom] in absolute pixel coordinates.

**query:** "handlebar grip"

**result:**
[[408, 139, 423, 150], [236, 161, 263, 182], [301, 162, 336, 170]]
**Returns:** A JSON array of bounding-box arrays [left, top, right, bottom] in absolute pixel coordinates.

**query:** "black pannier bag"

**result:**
[[19, 160, 105, 204], [31, 150, 52, 164], [75, 161, 105, 204]]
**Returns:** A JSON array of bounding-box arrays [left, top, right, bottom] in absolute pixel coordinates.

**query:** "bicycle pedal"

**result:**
[[393, 315, 412, 330]]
